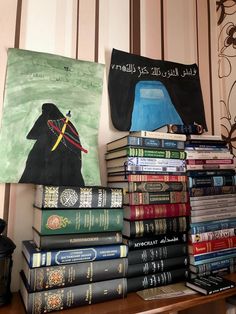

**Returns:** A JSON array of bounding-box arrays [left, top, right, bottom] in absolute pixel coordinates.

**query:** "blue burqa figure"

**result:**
[[130, 80, 183, 131]]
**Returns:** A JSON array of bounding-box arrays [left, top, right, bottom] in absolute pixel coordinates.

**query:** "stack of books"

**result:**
[[106, 130, 190, 293], [186, 134, 236, 278], [19, 185, 128, 313]]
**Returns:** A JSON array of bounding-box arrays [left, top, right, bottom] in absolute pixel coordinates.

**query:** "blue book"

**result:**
[[190, 258, 236, 274], [22, 240, 128, 268], [190, 219, 236, 234], [189, 248, 236, 265]]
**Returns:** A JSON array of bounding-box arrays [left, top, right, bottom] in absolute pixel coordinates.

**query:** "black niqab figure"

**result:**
[[19, 103, 87, 186]]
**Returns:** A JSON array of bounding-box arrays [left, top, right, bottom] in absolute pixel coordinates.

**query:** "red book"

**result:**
[[123, 203, 190, 220], [187, 159, 233, 165], [188, 236, 236, 255], [127, 174, 187, 182]]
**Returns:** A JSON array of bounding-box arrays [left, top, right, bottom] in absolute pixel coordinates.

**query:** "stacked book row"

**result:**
[[19, 185, 128, 313], [106, 130, 190, 293], [186, 134, 236, 279]]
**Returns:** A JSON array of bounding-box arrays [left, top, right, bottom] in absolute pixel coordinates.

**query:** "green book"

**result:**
[[33, 207, 124, 235]]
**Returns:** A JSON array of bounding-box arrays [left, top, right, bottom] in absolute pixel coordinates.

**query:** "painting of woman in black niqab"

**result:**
[[19, 103, 88, 186]]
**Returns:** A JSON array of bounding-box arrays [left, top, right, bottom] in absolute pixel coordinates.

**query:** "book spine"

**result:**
[[126, 203, 190, 220], [26, 258, 128, 291], [190, 228, 236, 243], [126, 164, 186, 173], [127, 268, 188, 292], [186, 164, 235, 171], [189, 236, 236, 255], [25, 277, 127, 313], [190, 258, 235, 274], [127, 136, 185, 150], [128, 243, 188, 265], [133, 131, 186, 141], [123, 233, 187, 250], [126, 191, 188, 205], [34, 231, 123, 250], [187, 159, 233, 165], [127, 217, 188, 238], [128, 181, 187, 193], [128, 174, 187, 182], [127, 256, 188, 278], [190, 248, 236, 265], [126, 157, 185, 167], [26, 244, 128, 268], [189, 186, 236, 197], [186, 152, 232, 159], [187, 170, 236, 177], [36, 208, 123, 235], [190, 212, 236, 223], [190, 206, 235, 217], [36, 186, 123, 208], [127, 147, 186, 159], [190, 219, 236, 234], [188, 176, 236, 188]]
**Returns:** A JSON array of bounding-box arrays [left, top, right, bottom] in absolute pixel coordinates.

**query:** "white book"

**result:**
[[186, 152, 233, 159], [190, 211, 236, 223], [130, 130, 186, 141], [190, 205, 236, 217]]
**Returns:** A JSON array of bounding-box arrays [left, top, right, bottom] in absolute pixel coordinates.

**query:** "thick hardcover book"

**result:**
[[108, 173, 187, 183], [154, 123, 203, 135], [123, 216, 188, 238], [127, 255, 188, 278], [128, 243, 188, 265], [130, 130, 186, 141], [124, 191, 188, 205], [106, 156, 185, 169], [33, 228, 122, 250], [22, 254, 128, 292], [188, 236, 236, 255], [189, 258, 236, 274], [33, 207, 123, 235], [107, 135, 185, 151], [122, 164, 186, 173], [185, 275, 235, 295], [189, 248, 236, 265], [128, 181, 187, 193], [127, 267, 188, 292], [20, 272, 127, 314], [22, 240, 128, 268], [187, 159, 233, 165], [34, 185, 123, 209], [123, 203, 190, 220], [105, 147, 186, 160], [190, 218, 236, 234], [188, 175, 236, 188], [189, 186, 236, 197], [189, 227, 236, 243], [187, 134, 222, 141], [123, 233, 187, 250], [108, 181, 187, 193]]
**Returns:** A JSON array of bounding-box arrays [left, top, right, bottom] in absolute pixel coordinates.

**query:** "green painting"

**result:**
[[0, 49, 104, 186]]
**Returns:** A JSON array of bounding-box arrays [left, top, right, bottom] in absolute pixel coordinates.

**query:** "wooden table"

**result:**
[[1, 274, 236, 314]]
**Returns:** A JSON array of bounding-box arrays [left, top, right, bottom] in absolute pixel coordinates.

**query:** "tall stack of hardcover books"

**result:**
[[186, 134, 236, 279], [106, 130, 190, 293], [19, 185, 128, 313]]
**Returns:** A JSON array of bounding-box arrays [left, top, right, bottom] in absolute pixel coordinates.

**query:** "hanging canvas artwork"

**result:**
[[108, 48, 207, 132], [0, 49, 104, 186]]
